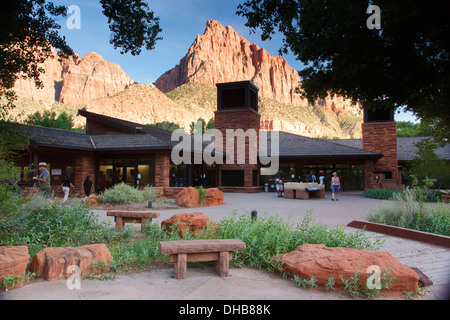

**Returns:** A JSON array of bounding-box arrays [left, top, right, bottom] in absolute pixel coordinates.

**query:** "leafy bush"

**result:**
[[107, 211, 382, 272], [0, 184, 24, 220], [0, 202, 125, 257], [141, 185, 158, 200], [97, 183, 145, 205], [214, 211, 382, 270], [364, 187, 440, 203], [196, 185, 207, 204], [363, 188, 398, 200]]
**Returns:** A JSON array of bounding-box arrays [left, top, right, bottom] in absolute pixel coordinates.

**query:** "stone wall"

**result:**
[[362, 122, 400, 189], [215, 108, 261, 189]]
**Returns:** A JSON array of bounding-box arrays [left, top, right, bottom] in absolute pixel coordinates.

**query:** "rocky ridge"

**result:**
[[9, 20, 363, 138]]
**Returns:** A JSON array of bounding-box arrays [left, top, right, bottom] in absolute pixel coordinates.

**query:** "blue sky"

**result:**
[[56, 0, 417, 123]]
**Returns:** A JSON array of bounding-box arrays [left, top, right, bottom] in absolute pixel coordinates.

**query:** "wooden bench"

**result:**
[[158, 239, 246, 279], [106, 210, 160, 230], [442, 195, 450, 204]]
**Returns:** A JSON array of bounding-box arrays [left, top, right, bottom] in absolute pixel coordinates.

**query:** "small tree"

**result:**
[[25, 110, 74, 131], [407, 138, 450, 188]]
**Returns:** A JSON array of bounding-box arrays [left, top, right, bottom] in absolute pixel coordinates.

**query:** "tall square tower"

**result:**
[[214, 81, 261, 190], [362, 108, 400, 189]]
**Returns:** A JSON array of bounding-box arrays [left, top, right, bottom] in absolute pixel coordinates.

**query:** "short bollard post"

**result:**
[[147, 197, 152, 208], [251, 210, 257, 222]]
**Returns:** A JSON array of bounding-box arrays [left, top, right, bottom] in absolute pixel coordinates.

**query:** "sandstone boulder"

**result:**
[[161, 212, 218, 237], [175, 187, 199, 208], [0, 246, 30, 290], [29, 244, 111, 281], [276, 244, 420, 296], [202, 188, 224, 207]]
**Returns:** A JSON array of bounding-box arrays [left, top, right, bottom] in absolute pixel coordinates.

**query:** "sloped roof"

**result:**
[[330, 137, 450, 161], [260, 131, 382, 159], [15, 110, 443, 162]]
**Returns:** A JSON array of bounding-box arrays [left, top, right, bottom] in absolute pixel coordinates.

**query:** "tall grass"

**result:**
[[108, 210, 383, 272], [365, 190, 450, 236]]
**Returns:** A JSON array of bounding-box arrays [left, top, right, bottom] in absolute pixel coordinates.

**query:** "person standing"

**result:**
[[319, 173, 326, 185], [331, 172, 341, 201], [32, 162, 51, 198], [275, 170, 285, 198], [61, 174, 74, 203], [83, 175, 93, 200]]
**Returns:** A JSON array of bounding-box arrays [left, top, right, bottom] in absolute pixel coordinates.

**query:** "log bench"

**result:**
[[106, 210, 160, 230], [442, 194, 450, 204], [158, 239, 246, 279]]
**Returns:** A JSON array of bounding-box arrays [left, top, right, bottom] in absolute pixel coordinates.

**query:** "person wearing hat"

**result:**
[[331, 172, 341, 201], [32, 162, 51, 198]]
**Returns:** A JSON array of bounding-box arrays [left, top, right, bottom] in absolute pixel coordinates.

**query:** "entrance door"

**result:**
[[115, 164, 137, 187], [125, 165, 137, 187]]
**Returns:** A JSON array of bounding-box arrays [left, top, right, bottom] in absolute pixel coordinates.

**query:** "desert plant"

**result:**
[[363, 188, 398, 200], [365, 195, 450, 236], [196, 185, 207, 204], [141, 185, 158, 200], [97, 182, 145, 205], [0, 202, 124, 257], [292, 275, 318, 288]]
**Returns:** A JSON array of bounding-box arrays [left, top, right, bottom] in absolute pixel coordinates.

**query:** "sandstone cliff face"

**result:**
[[12, 51, 134, 107], [12, 47, 64, 102], [86, 83, 213, 130], [58, 52, 134, 106], [155, 20, 305, 106]]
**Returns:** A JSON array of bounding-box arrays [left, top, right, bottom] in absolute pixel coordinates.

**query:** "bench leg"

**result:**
[[214, 251, 230, 277], [115, 217, 124, 230], [175, 253, 187, 279]]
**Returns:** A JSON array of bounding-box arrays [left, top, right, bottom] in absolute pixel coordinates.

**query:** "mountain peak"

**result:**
[[154, 20, 304, 105]]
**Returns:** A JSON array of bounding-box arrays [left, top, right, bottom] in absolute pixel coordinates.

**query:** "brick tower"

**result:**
[[362, 108, 401, 190], [214, 81, 261, 191]]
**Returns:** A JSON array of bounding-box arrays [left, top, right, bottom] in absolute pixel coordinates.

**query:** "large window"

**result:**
[[170, 162, 189, 187], [98, 157, 155, 190]]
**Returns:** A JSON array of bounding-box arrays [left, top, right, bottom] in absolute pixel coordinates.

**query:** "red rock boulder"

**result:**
[[175, 187, 199, 208], [202, 188, 224, 207], [276, 244, 420, 296], [29, 244, 111, 281], [161, 212, 219, 237], [0, 246, 30, 291]]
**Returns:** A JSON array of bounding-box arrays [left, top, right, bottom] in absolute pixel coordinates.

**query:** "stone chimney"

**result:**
[[214, 81, 261, 190], [362, 108, 401, 190]]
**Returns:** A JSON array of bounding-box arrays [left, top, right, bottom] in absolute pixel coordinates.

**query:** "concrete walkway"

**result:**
[[1, 191, 449, 300]]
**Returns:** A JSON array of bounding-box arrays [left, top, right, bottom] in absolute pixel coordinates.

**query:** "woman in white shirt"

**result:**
[[331, 172, 341, 201]]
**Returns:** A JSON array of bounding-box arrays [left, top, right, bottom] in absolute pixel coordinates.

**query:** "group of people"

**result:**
[[274, 170, 341, 201], [32, 162, 93, 203]]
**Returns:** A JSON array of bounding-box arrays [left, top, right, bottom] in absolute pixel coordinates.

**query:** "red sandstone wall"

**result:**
[[215, 109, 261, 188], [362, 122, 400, 188], [155, 153, 170, 187]]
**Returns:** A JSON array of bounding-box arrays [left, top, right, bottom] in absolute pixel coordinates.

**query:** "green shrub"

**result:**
[[107, 211, 382, 273], [365, 197, 450, 236], [363, 188, 398, 200], [0, 202, 125, 257], [0, 184, 24, 220], [196, 185, 207, 204], [97, 182, 145, 205], [214, 211, 382, 270], [141, 185, 158, 200]]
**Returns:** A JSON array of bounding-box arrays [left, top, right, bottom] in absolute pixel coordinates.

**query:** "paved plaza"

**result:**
[[1, 191, 449, 300]]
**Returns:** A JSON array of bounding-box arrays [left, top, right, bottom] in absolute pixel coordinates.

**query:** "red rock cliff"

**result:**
[[154, 20, 305, 106]]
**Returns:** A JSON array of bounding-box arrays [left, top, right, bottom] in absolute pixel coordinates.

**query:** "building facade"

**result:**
[[10, 81, 450, 195]]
